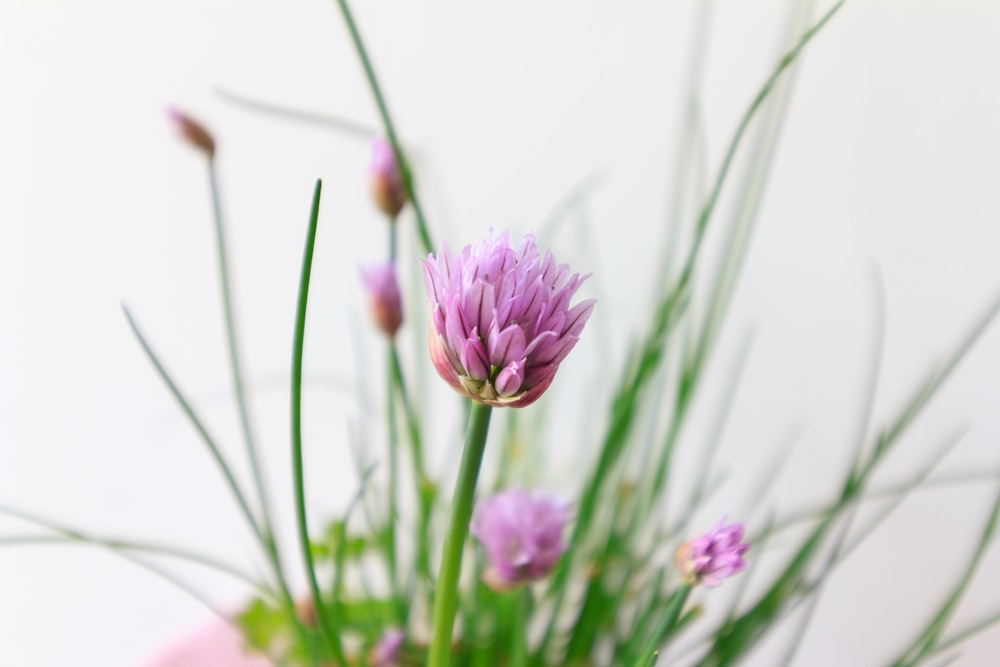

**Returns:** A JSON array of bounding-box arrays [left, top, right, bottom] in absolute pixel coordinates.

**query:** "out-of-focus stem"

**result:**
[[332, 0, 434, 255]]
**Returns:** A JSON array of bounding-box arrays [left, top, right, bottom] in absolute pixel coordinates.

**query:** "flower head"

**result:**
[[675, 518, 749, 587], [360, 262, 404, 338], [166, 107, 215, 157], [369, 628, 405, 667], [471, 489, 570, 590], [421, 230, 595, 407], [370, 137, 407, 219]]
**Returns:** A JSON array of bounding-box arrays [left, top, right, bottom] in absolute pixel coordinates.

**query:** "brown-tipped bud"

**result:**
[[369, 137, 408, 219], [294, 597, 317, 627], [360, 261, 404, 338], [167, 107, 216, 156]]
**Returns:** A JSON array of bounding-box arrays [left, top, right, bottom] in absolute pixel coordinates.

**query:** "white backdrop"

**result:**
[[2, 1, 999, 665]]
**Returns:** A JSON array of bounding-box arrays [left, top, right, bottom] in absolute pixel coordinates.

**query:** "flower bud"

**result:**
[[360, 262, 403, 338], [166, 107, 215, 156], [675, 518, 749, 587], [471, 489, 570, 590], [370, 137, 408, 219], [369, 628, 405, 667]]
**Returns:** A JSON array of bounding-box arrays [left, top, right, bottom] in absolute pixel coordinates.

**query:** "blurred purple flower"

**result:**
[[370, 137, 407, 219], [360, 261, 403, 338], [675, 518, 749, 587], [471, 489, 570, 590], [421, 229, 595, 407], [369, 628, 405, 667]]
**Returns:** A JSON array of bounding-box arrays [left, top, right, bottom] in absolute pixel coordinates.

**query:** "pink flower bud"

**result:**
[[471, 489, 570, 590], [360, 262, 403, 338], [421, 229, 595, 407], [675, 518, 749, 587], [166, 107, 216, 156], [370, 137, 407, 219], [369, 628, 405, 667]]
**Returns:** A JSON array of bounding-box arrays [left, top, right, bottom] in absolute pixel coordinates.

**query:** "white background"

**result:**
[[1, 0, 1000, 665]]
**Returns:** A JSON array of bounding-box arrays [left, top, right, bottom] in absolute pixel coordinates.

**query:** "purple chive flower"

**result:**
[[421, 229, 595, 407], [166, 107, 215, 156], [360, 262, 404, 338], [471, 489, 570, 590], [674, 518, 750, 588], [370, 137, 407, 219], [369, 628, 405, 667]]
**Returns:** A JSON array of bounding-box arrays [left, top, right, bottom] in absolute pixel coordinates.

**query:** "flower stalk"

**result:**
[[427, 402, 493, 667]]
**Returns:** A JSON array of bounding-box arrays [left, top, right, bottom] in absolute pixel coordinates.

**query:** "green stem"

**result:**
[[332, 0, 434, 255], [385, 344, 402, 616], [216, 87, 376, 138], [291, 179, 346, 665], [207, 158, 297, 613], [207, 160, 309, 661], [510, 587, 531, 667], [633, 585, 692, 667], [428, 402, 494, 667], [0, 502, 266, 593], [122, 306, 265, 547], [389, 344, 434, 595]]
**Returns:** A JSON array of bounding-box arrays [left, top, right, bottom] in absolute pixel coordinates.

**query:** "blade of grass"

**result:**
[[216, 87, 376, 138], [0, 531, 262, 594], [893, 484, 1000, 666], [122, 305, 265, 550], [926, 607, 1000, 661], [290, 179, 346, 665], [538, 6, 845, 655]]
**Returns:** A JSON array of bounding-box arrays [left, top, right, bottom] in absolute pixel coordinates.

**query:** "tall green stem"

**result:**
[[207, 158, 297, 615], [332, 0, 434, 254], [428, 402, 494, 667], [208, 159, 310, 661], [291, 180, 346, 665]]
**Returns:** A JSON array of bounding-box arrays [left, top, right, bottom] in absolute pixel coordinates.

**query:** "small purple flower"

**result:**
[[675, 518, 750, 587], [370, 137, 407, 219], [421, 229, 595, 408], [369, 628, 405, 667], [360, 262, 404, 338], [471, 489, 570, 590]]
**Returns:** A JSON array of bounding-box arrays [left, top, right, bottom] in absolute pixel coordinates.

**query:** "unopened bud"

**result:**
[[675, 518, 749, 588], [360, 261, 403, 338], [369, 137, 407, 219], [167, 107, 215, 156]]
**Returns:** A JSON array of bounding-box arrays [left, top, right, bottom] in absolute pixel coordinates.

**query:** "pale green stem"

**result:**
[[427, 402, 493, 667], [207, 158, 297, 619]]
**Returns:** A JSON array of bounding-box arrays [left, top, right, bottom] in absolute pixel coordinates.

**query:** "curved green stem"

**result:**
[[122, 306, 265, 548], [332, 0, 434, 255], [0, 504, 266, 593], [427, 402, 493, 667], [291, 179, 346, 665]]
